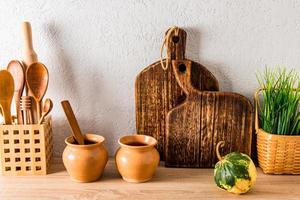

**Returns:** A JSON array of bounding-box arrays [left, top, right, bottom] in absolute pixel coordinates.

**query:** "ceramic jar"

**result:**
[[62, 133, 108, 182], [115, 134, 160, 183]]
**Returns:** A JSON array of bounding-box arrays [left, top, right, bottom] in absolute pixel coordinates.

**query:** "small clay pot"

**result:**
[[63, 133, 108, 182], [115, 134, 160, 183]]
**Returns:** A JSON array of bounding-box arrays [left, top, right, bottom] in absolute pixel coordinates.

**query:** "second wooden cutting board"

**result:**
[[165, 60, 253, 167], [135, 27, 219, 160]]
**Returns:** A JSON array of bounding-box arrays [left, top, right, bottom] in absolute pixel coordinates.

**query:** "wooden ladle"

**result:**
[[61, 100, 85, 145], [38, 98, 53, 124], [0, 70, 15, 124], [7, 60, 25, 124], [26, 62, 49, 122]]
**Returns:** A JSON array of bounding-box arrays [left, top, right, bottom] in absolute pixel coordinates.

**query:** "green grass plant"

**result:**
[[256, 67, 300, 135]]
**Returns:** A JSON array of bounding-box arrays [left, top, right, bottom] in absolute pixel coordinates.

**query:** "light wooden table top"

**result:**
[[0, 158, 299, 200]]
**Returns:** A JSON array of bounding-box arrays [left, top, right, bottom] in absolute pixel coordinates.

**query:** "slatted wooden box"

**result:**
[[0, 116, 53, 175]]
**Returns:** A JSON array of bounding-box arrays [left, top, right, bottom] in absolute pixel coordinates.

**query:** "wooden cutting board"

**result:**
[[165, 60, 253, 167], [135, 28, 219, 160]]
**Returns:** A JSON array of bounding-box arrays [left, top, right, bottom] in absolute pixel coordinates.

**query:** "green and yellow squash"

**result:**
[[214, 141, 257, 194]]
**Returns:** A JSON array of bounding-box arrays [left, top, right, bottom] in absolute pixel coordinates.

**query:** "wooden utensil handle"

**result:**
[[22, 22, 37, 53], [22, 22, 38, 99], [38, 113, 46, 125], [165, 28, 186, 60], [22, 110, 27, 125], [22, 109, 32, 125], [172, 60, 198, 96], [27, 109, 33, 124], [2, 106, 12, 124], [61, 100, 85, 145], [36, 100, 42, 122], [15, 92, 23, 124], [22, 21, 38, 62]]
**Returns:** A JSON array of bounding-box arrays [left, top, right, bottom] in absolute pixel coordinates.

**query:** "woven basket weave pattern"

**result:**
[[256, 129, 300, 174]]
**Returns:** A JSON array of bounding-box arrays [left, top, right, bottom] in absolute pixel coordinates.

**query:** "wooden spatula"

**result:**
[[135, 27, 219, 160], [165, 60, 253, 168], [0, 70, 15, 124], [26, 62, 49, 122], [7, 60, 25, 124], [61, 100, 85, 145]]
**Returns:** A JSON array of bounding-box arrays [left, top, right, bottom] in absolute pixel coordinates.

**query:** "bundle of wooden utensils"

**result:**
[[0, 61, 51, 125], [0, 22, 52, 125]]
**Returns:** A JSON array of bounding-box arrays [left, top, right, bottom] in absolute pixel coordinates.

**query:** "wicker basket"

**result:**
[[0, 116, 53, 175], [255, 89, 300, 174]]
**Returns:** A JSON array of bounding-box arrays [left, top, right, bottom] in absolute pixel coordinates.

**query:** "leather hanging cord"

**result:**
[[160, 26, 180, 70]]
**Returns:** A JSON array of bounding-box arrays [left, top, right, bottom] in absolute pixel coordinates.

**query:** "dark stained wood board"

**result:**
[[135, 28, 219, 160], [165, 60, 253, 167]]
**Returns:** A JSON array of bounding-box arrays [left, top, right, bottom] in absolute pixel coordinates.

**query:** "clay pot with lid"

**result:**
[[62, 133, 108, 182], [115, 134, 160, 183]]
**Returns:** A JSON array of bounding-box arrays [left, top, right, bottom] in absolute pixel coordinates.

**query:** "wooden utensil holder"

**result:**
[[0, 116, 53, 175]]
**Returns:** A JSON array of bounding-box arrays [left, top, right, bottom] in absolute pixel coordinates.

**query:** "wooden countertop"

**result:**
[[0, 158, 299, 200]]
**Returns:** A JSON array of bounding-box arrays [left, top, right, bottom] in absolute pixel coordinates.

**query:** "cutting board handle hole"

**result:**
[[172, 36, 179, 43], [178, 64, 186, 73]]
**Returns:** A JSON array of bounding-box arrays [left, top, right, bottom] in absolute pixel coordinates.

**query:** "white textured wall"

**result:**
[[0, 0, 299, 156]]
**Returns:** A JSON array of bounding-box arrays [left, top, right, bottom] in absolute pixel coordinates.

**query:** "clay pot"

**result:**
[[115, 134, 160, 183], [62, 133, 108, 182]]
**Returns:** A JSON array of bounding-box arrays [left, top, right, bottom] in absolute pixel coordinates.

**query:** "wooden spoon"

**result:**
[[7, 60, 25, 124], [39, 98, 53, 124], [61, 100, 85, 145], [26, 62, 49, 122], [0, 70, 15, 124]]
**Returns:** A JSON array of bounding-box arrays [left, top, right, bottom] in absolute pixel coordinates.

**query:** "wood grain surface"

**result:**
[[22, 21, 39, 123], [0, 70, 14, 124], [165, 60, 253, 167], [7, 60, 25, 124], [61, 100, 85, 145], [0, 158, 299, 200], [26, 62, 49, 122], [135, 28, 219, 160]]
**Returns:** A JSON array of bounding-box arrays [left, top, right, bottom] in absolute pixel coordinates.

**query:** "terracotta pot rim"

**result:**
[[257, 128, 300, 138], [65, 133, 105, 148], [118, 134, 157, 149]]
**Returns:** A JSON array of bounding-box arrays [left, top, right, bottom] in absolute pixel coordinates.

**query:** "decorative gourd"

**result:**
[[214, 141, 257, 194]]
